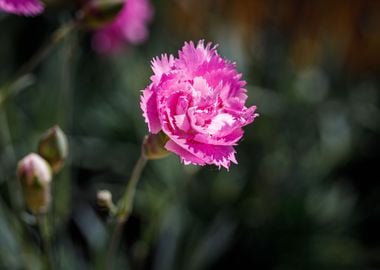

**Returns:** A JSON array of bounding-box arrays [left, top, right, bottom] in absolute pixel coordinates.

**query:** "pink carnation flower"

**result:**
[[92, 0, 153, 54], [0, 0, 44, 16], [141, 41, 258, 169]]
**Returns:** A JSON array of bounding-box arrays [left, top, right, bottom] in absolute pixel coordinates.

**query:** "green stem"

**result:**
[[117, 154, 147, 221], [37, 214, 54, 270], [0, 20, 76, 106], [106, 152, 147, 269]]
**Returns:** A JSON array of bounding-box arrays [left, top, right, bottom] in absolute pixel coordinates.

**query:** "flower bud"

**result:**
[[142, 132, 170, 160], [97, 190, 117, 214], [17, 153, 52, 214], [97, 190, 113, 207], [77, 0, 124, 29], [38, 126, 68, 173]]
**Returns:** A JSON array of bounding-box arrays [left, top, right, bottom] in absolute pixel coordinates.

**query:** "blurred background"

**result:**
[[1, 0, 380, 269]]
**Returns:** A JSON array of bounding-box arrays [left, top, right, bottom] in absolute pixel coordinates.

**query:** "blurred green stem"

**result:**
[[0, 20, 76, 106], [37, 214, 54, 270], [107, 151, 147, 269]]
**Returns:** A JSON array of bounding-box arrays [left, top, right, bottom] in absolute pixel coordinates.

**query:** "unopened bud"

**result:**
[[143, 132, 170, 160], [77, 0, 124, 29], [17, 153, 52, 214], [38, 125, 68, 173], [97, 190, 116, 213], [97, 190, 112, 207]]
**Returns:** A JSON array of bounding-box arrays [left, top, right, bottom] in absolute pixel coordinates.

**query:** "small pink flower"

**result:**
[[17, 153, 52, 186], [141, 41, 258, 169], [0, 0, 44, 16], [92, 0, 153, 54]]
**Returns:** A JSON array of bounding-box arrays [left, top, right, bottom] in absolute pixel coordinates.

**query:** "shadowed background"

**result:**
[[0, 0, 380, 269]]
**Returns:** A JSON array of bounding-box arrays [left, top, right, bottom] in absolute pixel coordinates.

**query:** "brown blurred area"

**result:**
[[168, 0, 380, 73]]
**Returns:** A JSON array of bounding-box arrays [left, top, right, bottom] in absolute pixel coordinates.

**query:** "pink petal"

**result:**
[[191, 76, 212, 97], [207, 113, 235, 135], [176, 40, 217, 76], [92, 0, 153, 54], [150, 54, 175, 84], [140, 87, 161, 134], [0, 0, 44, 16], [174, 114, 190, 132], [165, 139, 206, 166], [193, 128, 244, 146], [169, 136, 238, 170]]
